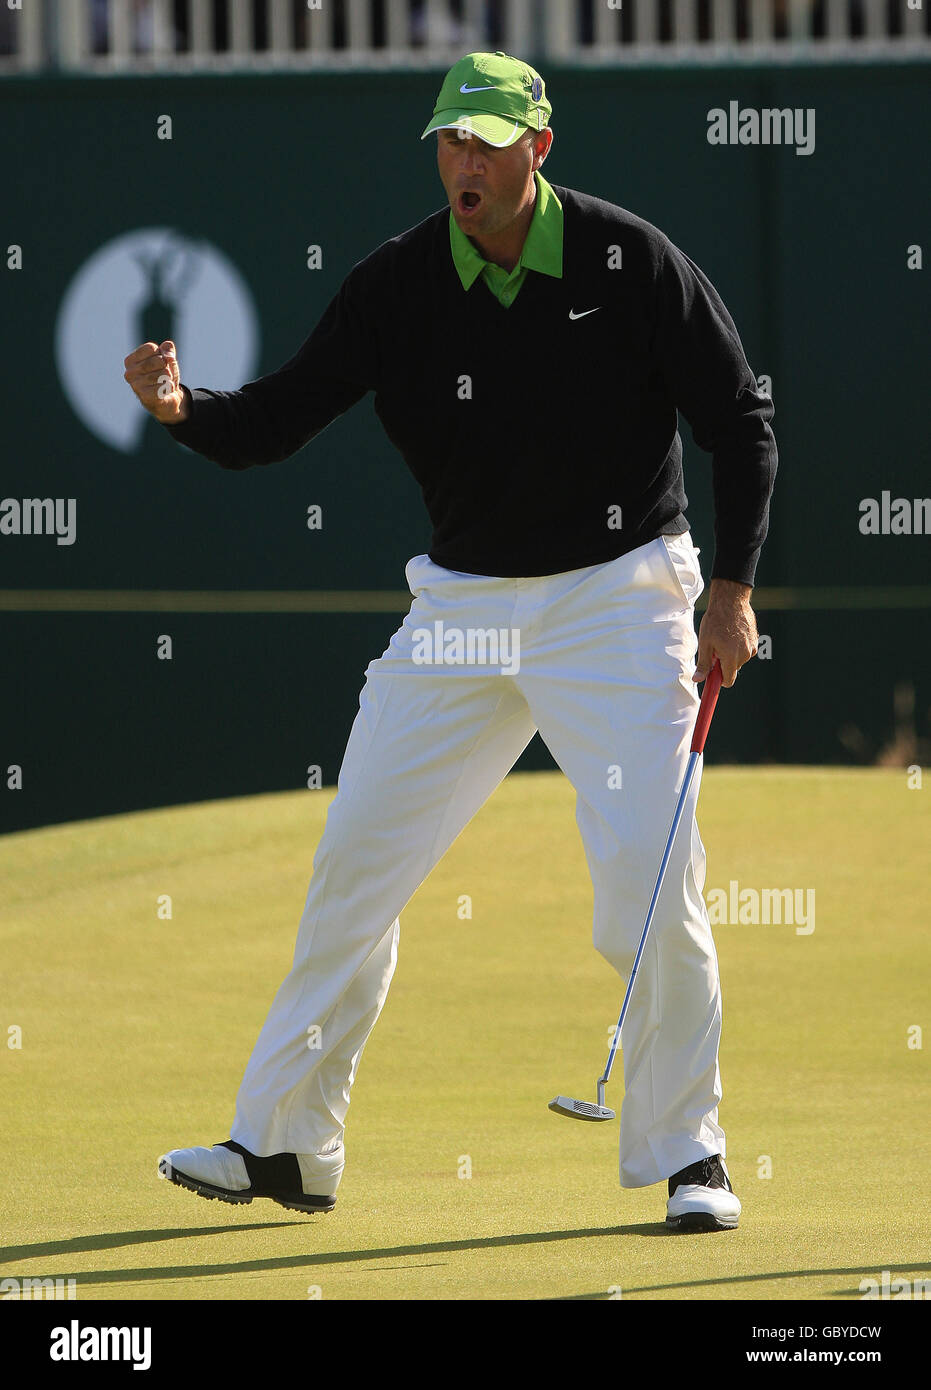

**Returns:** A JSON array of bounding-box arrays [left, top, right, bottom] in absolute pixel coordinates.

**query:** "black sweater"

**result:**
[[164, 184, 777, 586]]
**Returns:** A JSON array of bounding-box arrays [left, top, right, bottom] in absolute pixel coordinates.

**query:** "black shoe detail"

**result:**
[[272, 1192, 337, 1215], [218, 1140, 303, 1193], [667, 1154, 733, 1200], [666, 1211, 739, 1233], [218, 1140, 337, 1213]]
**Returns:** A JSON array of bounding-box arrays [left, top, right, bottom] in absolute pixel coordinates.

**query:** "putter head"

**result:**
[[548, 1095, 616, 1122]]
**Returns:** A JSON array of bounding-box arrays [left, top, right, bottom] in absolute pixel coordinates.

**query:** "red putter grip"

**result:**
[[691, 657, 723, 754]]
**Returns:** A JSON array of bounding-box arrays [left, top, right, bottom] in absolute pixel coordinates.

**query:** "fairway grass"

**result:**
[[1, 768, 928, 1301]]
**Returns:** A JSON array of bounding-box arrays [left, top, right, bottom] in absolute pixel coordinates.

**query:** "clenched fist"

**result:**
[[123, 340, 190, 424]]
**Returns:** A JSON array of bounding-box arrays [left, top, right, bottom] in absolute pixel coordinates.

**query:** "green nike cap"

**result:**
[[421, 51, 552, 149]]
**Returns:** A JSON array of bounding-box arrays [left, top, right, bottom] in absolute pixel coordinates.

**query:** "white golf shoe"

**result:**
[[665, 1154, 741, 1232], [157, 1139, 340, 1215]]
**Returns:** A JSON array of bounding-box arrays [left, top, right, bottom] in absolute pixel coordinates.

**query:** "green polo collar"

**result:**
[[449, 171, 563, 295]]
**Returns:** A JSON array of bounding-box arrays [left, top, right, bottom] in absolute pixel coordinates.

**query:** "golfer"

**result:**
[[125, 51, 776, 1231]]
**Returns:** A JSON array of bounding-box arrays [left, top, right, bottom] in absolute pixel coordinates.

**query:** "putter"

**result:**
[[549, 657, 724, 1122]]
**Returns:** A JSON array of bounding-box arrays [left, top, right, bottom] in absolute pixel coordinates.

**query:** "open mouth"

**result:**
[[458, 190, 482, 215]]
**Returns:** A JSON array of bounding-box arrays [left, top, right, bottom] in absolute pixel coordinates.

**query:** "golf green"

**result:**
[[1, 768, 927, 1300]]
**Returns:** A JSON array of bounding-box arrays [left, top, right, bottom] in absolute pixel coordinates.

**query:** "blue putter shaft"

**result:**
[[550, 658, 723, 1122], [594, 656, 723, 1110], [595, 748, 700, 1109]]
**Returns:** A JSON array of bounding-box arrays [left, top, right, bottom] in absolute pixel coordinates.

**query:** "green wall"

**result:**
[[2, 64, 928, 831]]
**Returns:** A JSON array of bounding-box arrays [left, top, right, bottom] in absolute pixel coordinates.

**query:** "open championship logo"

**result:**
[[54, 228, 259, 453]]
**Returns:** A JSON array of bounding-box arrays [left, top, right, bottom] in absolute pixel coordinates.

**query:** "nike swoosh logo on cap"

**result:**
[[569, 308, 602, 320], [460, 83, 497, 93]]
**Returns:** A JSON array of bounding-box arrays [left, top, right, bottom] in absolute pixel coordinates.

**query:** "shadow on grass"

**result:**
[[0, 1222, 666, 1286], [0, 1223, 295, 1264], [545, 1262, 928, 1300], [9, 1226, 916, 1297]]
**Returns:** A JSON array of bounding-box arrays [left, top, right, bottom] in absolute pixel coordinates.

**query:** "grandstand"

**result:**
[[2, 0, 928, 71]]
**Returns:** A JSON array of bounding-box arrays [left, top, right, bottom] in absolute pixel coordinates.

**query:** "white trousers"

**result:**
[[230, 533, 726, 1191]]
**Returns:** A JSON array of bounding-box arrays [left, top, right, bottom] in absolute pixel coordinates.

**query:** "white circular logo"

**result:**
[[55, 228, 260, 452]]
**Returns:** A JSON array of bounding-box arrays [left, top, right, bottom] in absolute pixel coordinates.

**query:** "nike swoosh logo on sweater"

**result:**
[[569, 308, 602, 320]]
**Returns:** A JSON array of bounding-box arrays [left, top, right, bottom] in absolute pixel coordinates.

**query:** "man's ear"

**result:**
[[534, 127, 554, 169]]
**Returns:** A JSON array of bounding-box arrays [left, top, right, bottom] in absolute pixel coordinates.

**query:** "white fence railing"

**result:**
[[1, 1, 928, 72]]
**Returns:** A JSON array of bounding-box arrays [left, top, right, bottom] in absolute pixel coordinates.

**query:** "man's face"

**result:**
[[437, 127, 538, 238]]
